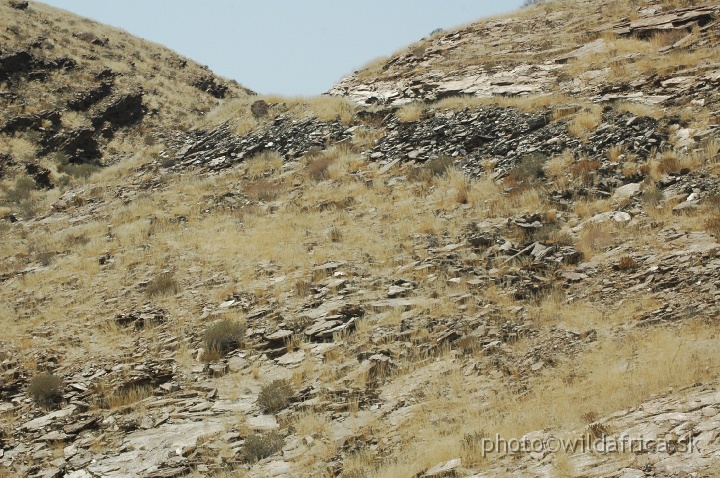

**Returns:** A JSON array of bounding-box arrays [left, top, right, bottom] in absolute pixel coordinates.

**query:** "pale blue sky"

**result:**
[[39, 1, 525, 95]]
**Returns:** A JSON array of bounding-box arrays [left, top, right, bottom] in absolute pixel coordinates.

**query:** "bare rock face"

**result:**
[[191, 74, 229, 99], [24, 163, 52, 189], [0, 109, 61, 135], [0, 50, 76, 83], [613, 3, 720, 38], [90, 91, 145, 129], [160, 115, 354, 172], [72, 31, 109, 47], [8, 0, 28, 10], [67, 82, 114, 111]]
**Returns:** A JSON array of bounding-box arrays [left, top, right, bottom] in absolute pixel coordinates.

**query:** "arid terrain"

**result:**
[[2, 0, 720, 477]]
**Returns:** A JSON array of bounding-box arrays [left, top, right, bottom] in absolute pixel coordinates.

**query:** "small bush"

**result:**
[[617, 255, 638, 271], [145, 272, 180, 298], [409, 155, 454, 181], [257, 379, 294, 413], [307, 156, 333, 180], [58, 162, 101, 179], [203, 318, 246, 356], [329, 226, 343, 243], [570, 159, 601, 185], [640, 187, 663, 206], [27, 373, 63, 408], [4, 177, 36, 204], [704, 215, 720, 237], [245, 180, 284, 202], [508, 153, 547, 182], [396, 103, 423, 123], [243, 431, 284, 463]]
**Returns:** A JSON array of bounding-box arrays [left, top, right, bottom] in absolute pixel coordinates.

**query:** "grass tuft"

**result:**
[[258, 379, 294, 413], [27, 373, 63, 408]]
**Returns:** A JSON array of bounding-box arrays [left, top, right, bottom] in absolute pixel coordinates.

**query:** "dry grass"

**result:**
[[27, 373, 63, 408], [0, 0, 253, 172], [364, 320, 720, 477], [575, 222, 614, 258], [567, 107, 603, 139], [614, 101, 664, 120], [3, 2, 720, 477], [396, 103, 424, 123]]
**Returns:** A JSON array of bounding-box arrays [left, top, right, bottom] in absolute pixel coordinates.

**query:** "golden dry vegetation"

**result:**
[[2, 0, 720, 477]]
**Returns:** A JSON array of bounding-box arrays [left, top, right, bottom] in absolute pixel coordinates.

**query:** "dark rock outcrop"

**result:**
[[25, 163, 53, 189], [8, 0, 29, 9], [162, 115, 354, 171], [0, 50, 76, 83], [191, 74, 228, 99], [41, 128, 101, 163], [73, 31, 109, 47], [67, 81, 113, 111], [0, 109, 61, 134], [368, 106, 667, 179], [90, 91, 145, 128]]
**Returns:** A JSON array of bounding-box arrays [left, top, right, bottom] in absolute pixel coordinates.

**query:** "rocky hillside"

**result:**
[[0, 0, 253, 198], [2, 1, 720, 478]]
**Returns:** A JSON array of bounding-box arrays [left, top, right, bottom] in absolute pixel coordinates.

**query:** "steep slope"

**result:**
[[329, 0, 720, 109], [0, 0, 253, 203], [1, 1, 720, 478]]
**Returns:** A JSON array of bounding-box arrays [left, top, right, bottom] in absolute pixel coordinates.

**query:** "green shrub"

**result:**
[[27, 373, 63, 408], [203, 318, 246, 355], [257, 379, 294, 413], [243, 431, 284, 463]]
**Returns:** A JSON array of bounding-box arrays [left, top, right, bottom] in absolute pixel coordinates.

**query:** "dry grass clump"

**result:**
[[243, 431, 284, 463], [575, 222, 613, 258], [258, 379, 294, 413], [245, 179, 285, 202], [607, 144, 625, 162], [508, 152, 546, 183], [356, 55, 390, 81], [613, 101, 663, 120], [246, 150, 284, 178], [202, 318, 246, 357], [100, 385, 154, 410], [544, 149, 574, 181], [396, 103, 424, 123], [145, 272, 180, 298], [2, 176, 36, 204], [305, 96, 356, 125], [27, 373, 63, 408], [328, 226, 344, 243], [703, 195, 720, 237], [569, 158, 601, 185], [408, 155, 455, 182], [567, 107, 603, 138], [306, 156, 334, 180], [616, 255, 638, 271]]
